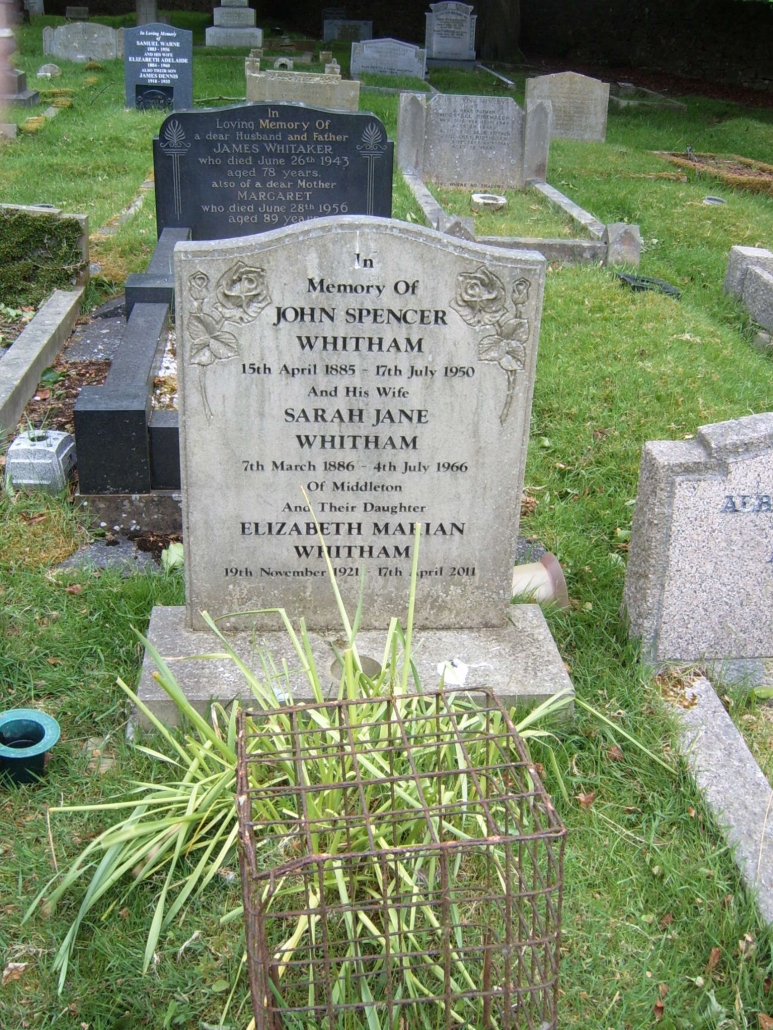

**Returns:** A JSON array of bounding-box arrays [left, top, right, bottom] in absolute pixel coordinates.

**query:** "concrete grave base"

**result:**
[[136, 603, 574, 727], [673, 675, 773, 925]]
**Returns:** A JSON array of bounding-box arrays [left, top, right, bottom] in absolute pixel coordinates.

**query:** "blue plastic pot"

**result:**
[[0, 709, 60, 785]]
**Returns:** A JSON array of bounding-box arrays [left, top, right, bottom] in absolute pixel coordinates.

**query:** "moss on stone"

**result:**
[[0, 210, 86, 307]]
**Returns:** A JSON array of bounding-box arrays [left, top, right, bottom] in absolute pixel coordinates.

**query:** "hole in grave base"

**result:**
[[0, 719, 45, 749], [27, 431, 48, 443]]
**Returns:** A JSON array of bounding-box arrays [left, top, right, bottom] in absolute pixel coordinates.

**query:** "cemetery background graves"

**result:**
[[4, 10, 773, 1030]]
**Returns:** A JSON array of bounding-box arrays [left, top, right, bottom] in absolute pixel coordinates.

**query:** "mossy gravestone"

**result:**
[[0, 207, 86, 305]]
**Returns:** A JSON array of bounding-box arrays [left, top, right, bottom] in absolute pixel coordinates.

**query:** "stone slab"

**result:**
[[425, 2, 476, 62], [624, 412, 773, 669], [245, 67, 360, 111], [0, 288, 83, 434], [525, 71, 609, 142], [213, 6, 255, 28], [76, 489, 182, 533], [153, 103, 392, 240], [323, 19, 372, 42], [674, 675, 773, 925], [124, 23, 193, 111], [476, 236, 608, 265], [742, 265, 773, 331], [724, 245, 773, 299], [205, 26, 262, 48], [43, 22, 123, 62], [397, 91, 525, 189], [522, 98, 551, 183], [604, 221, 641, 266], [350, 38, 427, 80], [135, 603, 574, 726], [531, 180, 606, 239], [135, 0, 156, 25], [174, 217, 545, 632]]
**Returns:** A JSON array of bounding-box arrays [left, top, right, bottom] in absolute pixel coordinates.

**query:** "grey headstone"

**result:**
[[273, 56, 293, 70], [245, 67, 358, 109], [425, 1, 476, 63], [350, 38, 427, 80], [624, 413, 773, 673], [205, 24, 262, 47], [173, 216, 546, 632], [397, 91, 524, 189], [743, 266, 773, 331], [604, 222, 641, 266], [43, 22, 123, 62], [124, 23, 193, 111], [37, 62, 61, 77], [213, 6, 255, 28], [323, 19, 372, 42], [319, 49, 333, 63], [24, 0, 44, 14], [525, 72, 609, 142], [65, 6, 88, 19], [724, 245, 773, 299], [438, 213, 475, 240], [522, 98, 551, 183], [135, 0, 156, 25]]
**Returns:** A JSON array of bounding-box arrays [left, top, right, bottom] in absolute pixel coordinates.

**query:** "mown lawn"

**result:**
[[2, 15, 773, 1030]]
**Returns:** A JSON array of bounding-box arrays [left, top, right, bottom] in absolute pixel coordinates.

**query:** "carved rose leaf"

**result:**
[[495, 316, 530, 343], [451, 266, 507, 327], [500, 344, 525, 371], [479, 335, 508, 364], [189, 312, 221, 338], [215, 262, 271, 323], [190, 340, 216, 366], [208, 330, 239, 361]]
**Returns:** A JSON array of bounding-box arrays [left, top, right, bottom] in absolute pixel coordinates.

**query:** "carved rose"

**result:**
[[188, 270, 210, 304], [450, 266, 507, 327], [215, 262, 270, 323]]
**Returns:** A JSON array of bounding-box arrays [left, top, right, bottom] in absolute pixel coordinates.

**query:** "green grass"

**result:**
[[4, 31, 773, 1030], [426, 183, 592, 237]]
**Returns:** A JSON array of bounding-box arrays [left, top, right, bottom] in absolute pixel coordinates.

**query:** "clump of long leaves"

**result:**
[[23, 511, 669, 1000]]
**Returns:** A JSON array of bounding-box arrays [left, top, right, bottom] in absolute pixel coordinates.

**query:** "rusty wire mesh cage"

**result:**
[[236, 688, 566, 1030]]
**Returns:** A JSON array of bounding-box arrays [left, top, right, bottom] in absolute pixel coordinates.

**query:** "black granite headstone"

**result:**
[[124, 22, 192, 112], [153, 102, 394, 240]]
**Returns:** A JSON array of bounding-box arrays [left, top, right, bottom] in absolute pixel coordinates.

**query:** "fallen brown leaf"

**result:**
[[607, 745, 624, 762], [65, 584, 84, 595], [707, 946, 721, 972], [659, 983, 669, 999], [658, 912, 674, 930], [20, 512, 47, 525], [758, 1014, 773, 1030], [654, 998, 665, 1022], [2, 962, 27, 986], [46, 657, 62, 665], [576, 792, 596, 808]]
